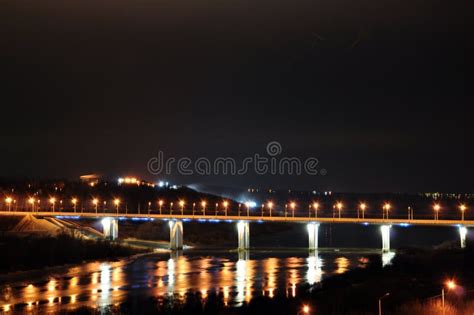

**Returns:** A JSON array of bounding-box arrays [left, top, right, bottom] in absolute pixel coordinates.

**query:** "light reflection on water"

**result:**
[[0, 250, 392, 313]]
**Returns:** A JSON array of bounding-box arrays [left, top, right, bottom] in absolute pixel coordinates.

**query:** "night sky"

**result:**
[[1, 0, 471, 192]]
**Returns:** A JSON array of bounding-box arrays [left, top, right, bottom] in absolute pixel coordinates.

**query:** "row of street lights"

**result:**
[[1, 197, 470, 220]]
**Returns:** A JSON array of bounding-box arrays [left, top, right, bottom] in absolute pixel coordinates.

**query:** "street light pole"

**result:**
[[378, 293, 390, 315]]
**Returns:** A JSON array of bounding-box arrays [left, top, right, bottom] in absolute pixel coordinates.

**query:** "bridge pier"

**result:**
[[101, 218, 119, 240], [381, 225, 391, 252], [459, 226, 468, 249], [237, 221, 250, 251], [169, 220, 184, 250], [307, 222, 320, 251]]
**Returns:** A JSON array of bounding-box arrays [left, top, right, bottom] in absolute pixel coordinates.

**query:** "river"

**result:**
[[0, 249, 394, 314]]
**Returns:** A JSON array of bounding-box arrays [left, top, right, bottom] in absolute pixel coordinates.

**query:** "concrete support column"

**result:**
[[238, 250, 249, 261], [459, 226, 468, 249], [307, 222, 320, 251], [381, 225, 391, 252], [237, 221, 250, 251], [169, 220, 184, 250], [101, 218, 119, 240]]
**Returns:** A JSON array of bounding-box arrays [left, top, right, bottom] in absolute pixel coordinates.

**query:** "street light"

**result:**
[[71, 198, 77, 212], [92, 198, 99, 213], [170, 202, 174, 214], [378, 292, 390, 315], [383, 203, 391, 219], [336, 202, 343, 219], [290, 202, 296, 217], [433, 204, 441, 220], [267, 202, 273, 217], [49, 198, 56, 212], [114, 198, 120, 213], [192, 202, 196, 215], [359, 203, 367, 219], [5, 197, 12, 211], [201, 201, 207, 215], [460, 204, 467, 221], [223, 201, 229, 216], [442, 280, 457, 313], [313, 202, 319, 218], [179, 200, 185, 215], [297, 304, 310, 315], [158, 200, 164, 214], [28, 197, 35, 212], [245, 202, 250, 217]]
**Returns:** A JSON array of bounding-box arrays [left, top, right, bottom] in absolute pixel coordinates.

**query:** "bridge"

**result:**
[[0, 210, 471, 252]]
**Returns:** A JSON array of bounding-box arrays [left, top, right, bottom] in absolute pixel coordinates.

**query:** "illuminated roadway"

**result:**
[[0, 210, 472, 226]]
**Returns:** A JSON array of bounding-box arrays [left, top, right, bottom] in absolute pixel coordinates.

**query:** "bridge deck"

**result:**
[[0, 211, 472, 226]]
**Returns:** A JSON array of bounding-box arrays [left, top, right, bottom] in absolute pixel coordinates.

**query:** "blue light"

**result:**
[[246, 201, 257, 208], [130, 217, 155, 221], [55, 215, 80, 219], [362, 222, 369, 226], [399, 223, 410, 227]]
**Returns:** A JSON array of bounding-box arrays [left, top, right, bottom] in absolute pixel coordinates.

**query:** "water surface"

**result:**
[[0, 249, 392, 313]]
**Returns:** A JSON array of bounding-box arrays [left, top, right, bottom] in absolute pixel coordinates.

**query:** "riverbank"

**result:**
[[0, 233, 150, 274]]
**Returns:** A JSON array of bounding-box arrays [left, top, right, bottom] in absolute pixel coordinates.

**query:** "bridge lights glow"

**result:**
[[49, 198, 56, 212], [245, 202, 251, 216], [290, 202, 296, 217], [383, 203, 391, 219], [460, 204, 467, 221], [359, 203, 367, 219], [223, 201, 229, 216], [158, 200, 164, 214], [113, 199, 120, 213], [71, 198, 78, 212], [92, 198, 99, 213], [312, 202, 319, 218], [433, 204, 441, 220], [4, 197, 12, 211], [336, 202, 343, 219], [267, 202, 273, 216], [179, 200, 185, 214]]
